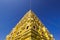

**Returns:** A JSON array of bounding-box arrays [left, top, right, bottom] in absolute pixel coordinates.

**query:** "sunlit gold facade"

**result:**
[[6, 10, 54, 40]]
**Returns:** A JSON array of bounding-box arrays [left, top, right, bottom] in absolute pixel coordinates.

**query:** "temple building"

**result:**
[[6, 10, 54, 40]]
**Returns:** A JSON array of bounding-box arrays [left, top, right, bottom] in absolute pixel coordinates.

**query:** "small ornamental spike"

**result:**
[[6, 10, 54, 40]]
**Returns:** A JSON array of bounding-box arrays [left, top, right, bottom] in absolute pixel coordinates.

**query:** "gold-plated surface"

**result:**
[[6, 10, 54, 40]]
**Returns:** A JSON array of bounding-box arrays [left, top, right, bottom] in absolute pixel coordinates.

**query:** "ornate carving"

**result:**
[[6, 10, 54, 40]]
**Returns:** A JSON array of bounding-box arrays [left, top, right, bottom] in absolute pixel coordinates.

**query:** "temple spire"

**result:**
[[6, 10, 54, 40]]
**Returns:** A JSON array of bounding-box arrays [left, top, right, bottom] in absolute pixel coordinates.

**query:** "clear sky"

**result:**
[[0, 0, 60, 40]]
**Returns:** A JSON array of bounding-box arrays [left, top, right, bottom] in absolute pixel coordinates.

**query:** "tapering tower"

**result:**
[[6, 10, 54, 40]]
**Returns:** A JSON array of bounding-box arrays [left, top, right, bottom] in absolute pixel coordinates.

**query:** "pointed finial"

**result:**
[[25, 10, 36, 17]]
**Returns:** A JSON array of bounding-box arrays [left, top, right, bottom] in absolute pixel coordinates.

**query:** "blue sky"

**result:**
[[0, 0, 60, 40]]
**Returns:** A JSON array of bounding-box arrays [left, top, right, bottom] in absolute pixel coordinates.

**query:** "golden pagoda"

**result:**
[[6, 10, 54, 40]]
